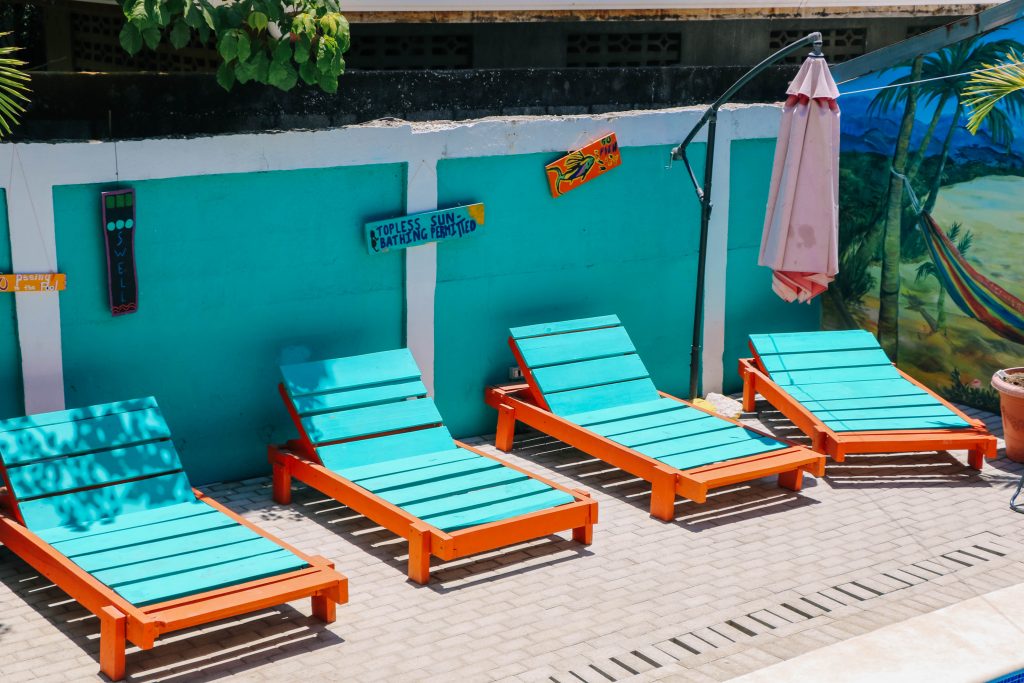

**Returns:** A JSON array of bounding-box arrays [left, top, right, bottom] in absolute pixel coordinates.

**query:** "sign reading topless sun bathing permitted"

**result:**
[[365, 203, 485, 255]]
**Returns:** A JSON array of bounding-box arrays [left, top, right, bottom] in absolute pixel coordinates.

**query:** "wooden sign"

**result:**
[[546, 133, 621, 198], [101, 189, 139, 316], [0, 274, 66, 292], [366, 203, 485, 255]]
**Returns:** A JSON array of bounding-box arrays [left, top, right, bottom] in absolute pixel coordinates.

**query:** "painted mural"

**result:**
[[827, 21, 1024, 412]]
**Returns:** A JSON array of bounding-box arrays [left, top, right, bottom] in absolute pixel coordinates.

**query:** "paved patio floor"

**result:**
[[1, 397, 1021, 682]]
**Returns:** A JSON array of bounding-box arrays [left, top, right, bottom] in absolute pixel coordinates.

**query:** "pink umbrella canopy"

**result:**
[[758, 55, 841, 303]]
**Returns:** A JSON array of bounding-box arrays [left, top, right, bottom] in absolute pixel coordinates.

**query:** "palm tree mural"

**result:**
[[914, 221, 973, 333], [964, 49, 1024, 135]]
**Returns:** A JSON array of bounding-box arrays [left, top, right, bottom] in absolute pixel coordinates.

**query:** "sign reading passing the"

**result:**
[[365, 203, 485, 255], [101, 189, 139, 316], [546, 133, 621, 198], [0, 274, 66, 292]]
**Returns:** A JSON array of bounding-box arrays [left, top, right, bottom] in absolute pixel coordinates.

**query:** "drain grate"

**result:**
[[548, 532, 1016, 682]]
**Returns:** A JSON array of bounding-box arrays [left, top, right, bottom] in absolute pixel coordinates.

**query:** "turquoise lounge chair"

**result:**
[[269, 348, 597, 584], [0, 397, 346, 680], [740, 329, 997, 467], [485, 315, 825, 520]]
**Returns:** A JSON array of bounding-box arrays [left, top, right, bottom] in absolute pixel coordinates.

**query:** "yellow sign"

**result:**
[[0, 274, 67, 292]]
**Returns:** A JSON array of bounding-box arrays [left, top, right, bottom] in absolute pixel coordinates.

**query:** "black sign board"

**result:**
[[101, 189, 139, 315]]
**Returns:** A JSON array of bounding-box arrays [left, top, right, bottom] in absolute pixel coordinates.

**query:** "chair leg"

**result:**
[[99, 606, 127, 681], [312, 591, 337, 623], [272, 459, 292, 505], [742, 374, 756, 413], [650, 478, 677, 521], [408, 524, 432, 585], [778, 468, 804, 492], [572, 524, 593, 544], [968, 442, 991, 471], [495, 403, 516, 452]]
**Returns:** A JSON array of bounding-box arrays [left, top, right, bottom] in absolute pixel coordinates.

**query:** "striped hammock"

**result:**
[[895, 170, 1024, 345]]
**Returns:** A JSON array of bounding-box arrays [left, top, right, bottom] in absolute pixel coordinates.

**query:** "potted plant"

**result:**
[[992, 368, 1024, 462]]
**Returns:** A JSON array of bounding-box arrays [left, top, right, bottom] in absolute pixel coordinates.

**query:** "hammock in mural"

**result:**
[[894, 169, 1024, 345]]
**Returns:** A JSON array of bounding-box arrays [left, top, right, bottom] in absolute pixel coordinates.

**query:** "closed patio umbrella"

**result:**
[[758, 55, 841, 303]]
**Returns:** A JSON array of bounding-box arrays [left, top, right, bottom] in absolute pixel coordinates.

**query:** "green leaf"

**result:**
[[268, 61, 297, 91], [127, 0, 148, 24], [198, 23, 210, 43], [273, 38, 292, 63], [293, 34, 311, 64], [235, 55, 257, 83], [141, 26, 161, 50], [216, 61, 236, 90], [169, 19, 191, 49], [217, 30, 238, 61], [255, 51, 270, 82], [183, 3, 203, 29], [118, 23, 143, 55], [236, 31, 251, 61], [317, 35, 337, 74], [319, 14, 338, 37], [299, 59, 318, 84], [318, 71, 338, 94], [199, 1, 216, 29], [336, 16, 350, 52], [248, 11, 268, 32]]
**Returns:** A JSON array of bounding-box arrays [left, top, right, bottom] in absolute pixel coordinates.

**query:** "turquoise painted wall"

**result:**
[[52, 164, 406, 484], [0, 190, 22, 420], [434, 145, 705, 437], [723, 138, 821, 393]]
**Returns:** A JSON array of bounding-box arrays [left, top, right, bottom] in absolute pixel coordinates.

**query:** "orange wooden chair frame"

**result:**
[[486, 349, 824, 521], [738, 351, 998, 468], [270, 385, 597, 585], [0, 486, 347, 681]]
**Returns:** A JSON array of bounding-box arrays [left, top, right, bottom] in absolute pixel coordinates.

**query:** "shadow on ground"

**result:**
[[0, 547, 343, 683]]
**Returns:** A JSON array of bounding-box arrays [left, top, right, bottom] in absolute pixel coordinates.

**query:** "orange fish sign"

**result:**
[[0, 274, 66, 293], [546, 133, 621, 198]]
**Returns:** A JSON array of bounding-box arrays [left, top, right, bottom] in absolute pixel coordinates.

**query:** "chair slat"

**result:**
[[301, 398, 443, 444], [545, 378, 661, 416], [516, 326, 638, 369], [566, 398, 683, 427], [658, 436, 783, 470], [350, 453, 500, 491], [69, 519, 256, 572], [757, 348, 893, 373], [18, 471, 196, 532], [800, 393, 944, 412], [292, 380, 427, 416], [588, 405, 701, 438], [281, 349, 421, 397], [770, 364, 901, 387], [422, 488, 574, 532], [612, 415, 731, 449], [510, 315, 622, 340], [39, 500, 218, 547], [407, 478, 552, 520], [379, 467, 527, 508], [750, 330, 879, 356], [824, 414, 971, 432], [0, 407, 172, 467], [317, 426, 457, 471], [0, 397, 158, 434], [112, 549, 308, 606], [91, 536, 288, 588], [637, 425, 779, 460], [5, 441, 183, 500], [785, 379, 930, 403], [531, 354, 650, 394], [814, 405, 959, 422]]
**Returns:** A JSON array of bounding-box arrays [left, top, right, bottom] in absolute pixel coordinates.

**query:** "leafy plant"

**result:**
[[118, 0, 350, 93], [942, 368, 999, 413], [0, 32, 30, 137]]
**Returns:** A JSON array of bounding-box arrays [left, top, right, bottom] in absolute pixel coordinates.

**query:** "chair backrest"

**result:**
[[0, 397, 194, 532], [749, 330, 900, 386], [280, 349, 455, 466], [509, 315, 661, 416]]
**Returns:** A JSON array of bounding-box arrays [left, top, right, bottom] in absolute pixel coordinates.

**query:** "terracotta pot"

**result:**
[[992, 368, 1024, 462]]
